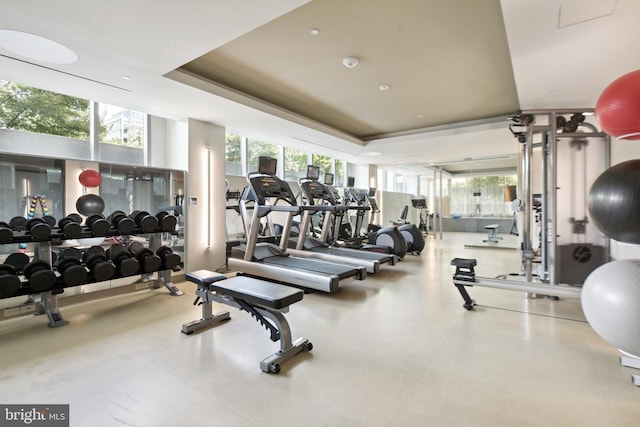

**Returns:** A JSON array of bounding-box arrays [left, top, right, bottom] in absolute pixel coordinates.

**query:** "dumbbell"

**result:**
[[42, 215, 57, 228], [56, 255, 88, 287], [23, 260, 56, 293], [129, 211, 158, 233], [25, 218, 52, 241], [0, 221, 14, 243], [128, 241, 161, 273], [156, 211, 178, 232], [82, 246, 116, 282], [0, 264, 21, 298], [156, 246, 181, 271], [9, 216, 27, 231], [108, 211, 135, 235], [5, 252, 30, 272], [86, 214, 111, 237], [106, 244, 140, 277], [58, 215, 83, 239]]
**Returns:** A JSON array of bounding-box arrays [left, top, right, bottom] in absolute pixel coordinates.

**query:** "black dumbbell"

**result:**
[[129, 211, 158, 233], [86, 214, 111, 237], [5, 252, 30, 272], [25, 218, 52, 241], [0, 222, 14, 243], [57, 257, 88, 287], [23, 260, 56, 293], [156, 246, 181, 271], [9, 216, 27, 231], [106, 244, 140, 277], [156, 211, 178, 232], [108, 211, 135, 235], [83, 246, 115, 282], [42, 215, 57, 228], [0, 264, 21, 298], [128, 241, 161, 273], [58, 216, 83, 239]]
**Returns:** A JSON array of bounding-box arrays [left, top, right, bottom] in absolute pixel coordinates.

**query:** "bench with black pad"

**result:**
[[483, 224, 502, 243], [183, 269, 313, 374]]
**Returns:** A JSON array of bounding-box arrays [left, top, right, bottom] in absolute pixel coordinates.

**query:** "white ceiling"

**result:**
[[0, 0, 638, 175]]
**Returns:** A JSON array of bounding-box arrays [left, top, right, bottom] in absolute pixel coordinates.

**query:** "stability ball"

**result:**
[[79, 169, 102, 187], [595, 69, 640, 140], [581, 260, 640, 357], [588, 159, 640, 244], [76, 194, 105, 216]]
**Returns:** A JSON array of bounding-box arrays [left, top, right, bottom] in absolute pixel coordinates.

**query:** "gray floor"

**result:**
[[1, 232, 639, 426]]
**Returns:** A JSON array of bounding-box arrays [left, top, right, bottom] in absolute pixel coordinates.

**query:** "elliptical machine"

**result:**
[[340, 187, 407, 259], [385, 202, 426, 255]]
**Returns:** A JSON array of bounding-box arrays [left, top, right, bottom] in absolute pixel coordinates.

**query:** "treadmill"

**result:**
[[228, 158, 366, 293], [287, 166, 397, 274]]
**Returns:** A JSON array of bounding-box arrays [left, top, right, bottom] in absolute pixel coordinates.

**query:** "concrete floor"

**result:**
[[0, 232, 638, 426]]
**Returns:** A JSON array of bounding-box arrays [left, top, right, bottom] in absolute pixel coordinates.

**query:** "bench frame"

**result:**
[[182, 270, 312, 373]]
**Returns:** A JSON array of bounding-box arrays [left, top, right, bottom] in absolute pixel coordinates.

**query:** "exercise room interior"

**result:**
[[1, 1, 640, 426]]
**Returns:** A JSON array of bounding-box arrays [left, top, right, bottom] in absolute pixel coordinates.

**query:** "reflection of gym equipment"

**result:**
[[411, 198, 429, 235], [482, 224, 502, 243], [183, 270, 312, 374]]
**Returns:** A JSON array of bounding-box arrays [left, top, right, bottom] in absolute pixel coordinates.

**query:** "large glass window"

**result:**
[[284, 147, 308, 181], [311, 154, 332, 177], [225, 133, 242, 176], [98, 103, 145, 148], [247, 139, 279, 173], [450, 175, 517, 217], [335, 159, 345, 186], [0, 80, 90, 139]]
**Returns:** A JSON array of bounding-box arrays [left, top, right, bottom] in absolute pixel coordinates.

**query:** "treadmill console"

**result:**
[[249, 175, 297, 206], [301, 181, 336, 205]]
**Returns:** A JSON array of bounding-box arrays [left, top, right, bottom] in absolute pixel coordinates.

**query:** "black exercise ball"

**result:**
[[588, 159, 640, 243], [76, 194, 105, 216]]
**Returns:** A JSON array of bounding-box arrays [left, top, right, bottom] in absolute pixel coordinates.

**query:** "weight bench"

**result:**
[[483, 224, 502, 243], [182, 270, 312, 374]]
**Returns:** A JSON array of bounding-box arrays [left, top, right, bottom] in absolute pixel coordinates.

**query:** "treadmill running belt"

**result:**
[[264, 256, 357, 280]]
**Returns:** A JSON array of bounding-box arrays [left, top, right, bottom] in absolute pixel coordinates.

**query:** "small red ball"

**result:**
[[596, 69, 640, 140], [79, 169, 102, 187]]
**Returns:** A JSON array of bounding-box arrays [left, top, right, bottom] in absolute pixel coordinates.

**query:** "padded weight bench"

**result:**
[[483, 224, 502, 243], [182, 270, 312, 374]]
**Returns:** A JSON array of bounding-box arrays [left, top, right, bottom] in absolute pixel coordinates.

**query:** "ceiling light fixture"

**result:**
[[310, 28, 320, 35], [342, 56, 359, 69], [121, 75, 131, 80], [0, 29, 78, 64], [378, 84, 390, 91]]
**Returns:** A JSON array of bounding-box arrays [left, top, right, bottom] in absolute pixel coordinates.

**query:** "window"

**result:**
[[335, 159, 345, 186], [311, 154, 332, 178], [0, 80, 90, 140], [450, 175, 517, 217], [284, 147, 308, 181], [98, 103, 145, 148], [225, 133, 242, 176], [247, 139, 279, 174]]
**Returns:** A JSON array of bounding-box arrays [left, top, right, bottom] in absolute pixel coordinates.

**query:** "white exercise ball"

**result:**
[[581, 259, 640, 357]]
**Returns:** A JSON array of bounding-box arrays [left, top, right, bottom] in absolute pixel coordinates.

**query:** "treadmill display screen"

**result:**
[[306, 165, 320, 181], [258, 156, 277, 175]]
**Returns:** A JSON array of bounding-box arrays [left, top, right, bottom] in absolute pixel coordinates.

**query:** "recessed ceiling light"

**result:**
[[417, 114, 423, 118], [342, 56, 359, 68], [0, 29, 78, 64], [122, 75, 131, 80], [310, 28, 320, 35], [363, 151, 382, 157], [378, 84, 390, 91]]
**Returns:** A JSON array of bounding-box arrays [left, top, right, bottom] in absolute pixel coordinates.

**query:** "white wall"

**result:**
[[183, 119, 227, 272]]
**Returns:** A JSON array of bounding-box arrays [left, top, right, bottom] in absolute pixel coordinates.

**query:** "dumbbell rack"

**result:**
[[1, 220, 183, 328]]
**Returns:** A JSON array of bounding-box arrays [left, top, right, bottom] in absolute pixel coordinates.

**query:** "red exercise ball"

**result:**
[[79, 169, 102, 187], [595, 69, 640, 140]]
